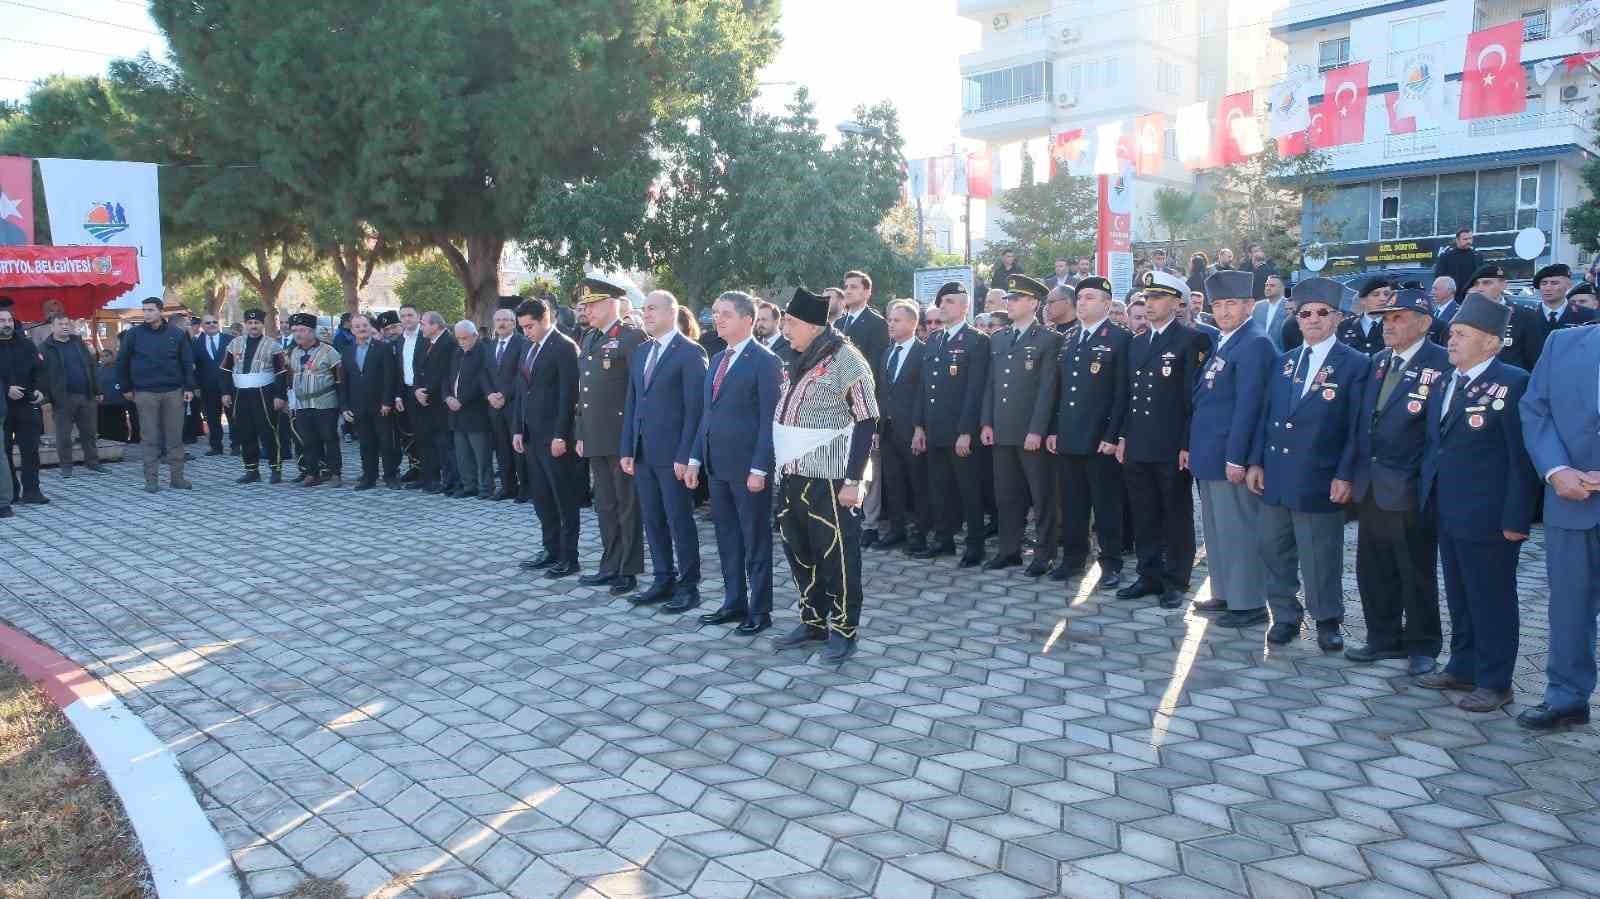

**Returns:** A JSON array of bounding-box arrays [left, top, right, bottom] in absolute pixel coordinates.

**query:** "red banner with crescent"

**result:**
[[0, 156, 32, 246], [1320, 62, 1369, 147], [1461, 22, 1526, 119], [1096, 171, 1135, 297], [1215, 91, 1256, 166]]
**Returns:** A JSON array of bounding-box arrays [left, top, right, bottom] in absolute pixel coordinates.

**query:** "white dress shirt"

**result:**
[[401, 328, 419, 386], [1296, 334, 1337, 398], [1438, 355, 1494, 416], [886, 336, 915, 382]]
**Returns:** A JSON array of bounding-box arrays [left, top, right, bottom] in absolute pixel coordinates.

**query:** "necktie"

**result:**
[[1550, 310, 1560, 327], [643, 341, 661, 387], [886, 344, 902, 384], [1292, 346, 1311, 393], [712, 350, 733, 400], [521, 341, 538, 377], [1376, 354, 1406, 409], [1444, 373, 1471, 424], [496, 338, 506, 365]]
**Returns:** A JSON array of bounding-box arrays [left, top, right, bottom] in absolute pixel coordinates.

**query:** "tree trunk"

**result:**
[[236, 244, 290, 337], [329, 238, 383, 317], [435, 234, 505, 325], [202, 280, 228, 316]]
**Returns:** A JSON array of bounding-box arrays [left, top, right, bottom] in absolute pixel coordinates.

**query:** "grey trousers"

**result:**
[[1259, 502, 1347, 623], [134, 390, 185, 483], [590, 455, 644, 577], [1198, 479, 1267, 611], [453, 430, 494, 494], [53, 393, 99, 473]]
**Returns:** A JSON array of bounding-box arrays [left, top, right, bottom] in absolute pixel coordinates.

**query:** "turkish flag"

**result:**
[[1460, 22, 1526, 119], [1050, 129, 1089, 179], [1320, 62, 1369, 146], [1133, 112, 1165, 176], [1215, 91, 1257, 166], [1278, 129, 1308, 158], [966, 152, 993, 199], [1384, 92, 1416, 135], [0, 156, 33, 246]]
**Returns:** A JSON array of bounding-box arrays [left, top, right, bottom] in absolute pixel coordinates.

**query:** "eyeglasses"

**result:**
[[1297, 308, 1334, 319]]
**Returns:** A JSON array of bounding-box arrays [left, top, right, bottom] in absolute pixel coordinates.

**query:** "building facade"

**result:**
[[1276, 0, 1599, 279]]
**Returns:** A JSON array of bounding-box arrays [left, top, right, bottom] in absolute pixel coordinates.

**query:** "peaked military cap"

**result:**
[[1005, 274, 1048, 301]]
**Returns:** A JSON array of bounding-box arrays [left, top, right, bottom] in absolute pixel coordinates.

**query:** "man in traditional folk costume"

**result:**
[[283, 312, 346, 487], [220, 308, 289, 483]]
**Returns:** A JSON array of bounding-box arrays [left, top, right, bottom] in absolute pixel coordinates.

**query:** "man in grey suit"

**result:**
[[1251, 272, 1291, 352], [980, 274, 1063, 574]]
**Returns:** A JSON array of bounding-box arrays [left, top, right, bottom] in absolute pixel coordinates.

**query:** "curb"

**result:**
[[0, 624, 241, 899]]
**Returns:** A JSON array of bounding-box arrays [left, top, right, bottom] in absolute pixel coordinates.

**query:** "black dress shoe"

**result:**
[[1266, 620, 1300, 644], [861, 529, 879, 549], [1115, 579, 1160, 599], [236, 471, 261, 484], [1518, 703, 1591, 731], [204, 448, 225, 456], [353, 480, 376, 491], [0, 506, 12, 519], [876, 532, 905, 550], [910, 542, 954, 559], [609, 575, 638, 596], [422, 484, 444, 494], [982, 554, 1022, 572], [403, 481, 424, 490], [1049, 562, 1084, 582], [400, 469, 421, 482], [544, 560, 580, 578], [514, 494, 531, 504], [577, 572, 616, 587], [269, 471, 283, 484], [1158, 590, 1182, 609], [632, 579, 677, 605], [820, 633, 857, 663], [662, 588, 701, 613], [298, 476, 323, 488], [457, 490, 479, 499], [1216, 608, 1268, 628], [20, 491, 49, 505], [384, 480, 401, 490], [698, 607, 745, 626], [902, 541, 926, 556], [290, 472, 309, 484], [1094, 571, 1125, 592], [1315, 619, 1344, 653], [1191, 598, 1227, 613], [519, 552, 557, 571], [1407, 655, 1437, 677], [1023, 558, 1052, 577], [491, 489, 514, 501], [1344, 643, 1407, 663], [773, 623, 827, 649], [958, 550, 985, 568], [736, 615, 772, 636]]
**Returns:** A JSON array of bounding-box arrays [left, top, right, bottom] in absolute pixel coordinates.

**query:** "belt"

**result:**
[[232, 372, 274, 389]]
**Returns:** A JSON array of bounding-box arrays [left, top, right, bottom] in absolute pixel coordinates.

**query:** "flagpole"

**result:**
[[964, 195, 972, 265]]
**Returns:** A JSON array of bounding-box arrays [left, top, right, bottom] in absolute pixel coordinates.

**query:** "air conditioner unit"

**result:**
[[993, 13, 1010, 30], [1058, 26, 1081, 44], [1057, 92, 1079, 108], [1562, 84, 1582, 102]]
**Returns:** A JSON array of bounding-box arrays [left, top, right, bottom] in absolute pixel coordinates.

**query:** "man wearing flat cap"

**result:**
[[1346, 287, 1450, 674], [221, 309, 289, 483], [1248, 277, 1368, 651], [1337, 278, 1390, 355], [980, 274, 1063, 574], [1465, 262, 1545, 371], [1417, 293, 1538, 713], [910, 281, 991, 566], [284, 312, 345, 487], [770, 287, 880, 664], [1535, 263, 1595, 335], [573, 276, 647, 596]]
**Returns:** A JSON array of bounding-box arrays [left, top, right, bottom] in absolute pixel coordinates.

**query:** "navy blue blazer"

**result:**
[[193, 332, 230, 391], [1521, 326, 1600, 530], [621, 332, 707, 466], [1351, 339, 1450, 513], [915, 324, 990, 448], [510, 330, 578, 443], [693, 340, 781, 479], [1252, 339, 1370, 513], [1188, 318, 1275, 481], [1421, 358, 1537, 539]]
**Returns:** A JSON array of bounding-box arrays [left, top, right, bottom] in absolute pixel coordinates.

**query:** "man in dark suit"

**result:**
[[911, 282, 991, 566], [1337, 278, 1389, 355], [1346, 288, 1449, 674], [755, 301, 797, 365], [402, 311, 456, 493], [1468, 263, 1545, 371], [836, 270, 890, 545], [622, 290, 708, 612], [1417, 293, 1537, 713], [193, 313, 233, 455], [980, 274, 1062, 574], [1116, 271, 1212, 609], [1187, 271, 1274, 625], [337, 313, 399, 489], [1518, 322, 1600, 730], [390, 305, 423, 481], [445, 321, 495, 497], [1534, 263, 1597, 336], [1249, 277, 1370, 651], [687, 291, 781, 635], [874, 299, 926, 552], [1048, 276, 1130, 589], [573, 276, 647, 596], [510, 298, 582, 578], [485, 300, 529, 500]]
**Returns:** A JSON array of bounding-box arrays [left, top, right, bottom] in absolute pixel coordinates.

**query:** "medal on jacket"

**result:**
[[1407, 399, 1422, 414], [1089, 362, 1101, 374], [1161, 365, 1172, 377]]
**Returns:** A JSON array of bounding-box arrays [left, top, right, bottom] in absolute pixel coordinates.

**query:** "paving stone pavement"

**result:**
[[3, 450, 1599, 899]]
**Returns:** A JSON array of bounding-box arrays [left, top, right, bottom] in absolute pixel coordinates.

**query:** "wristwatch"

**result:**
[[843, 479, 859, 487]]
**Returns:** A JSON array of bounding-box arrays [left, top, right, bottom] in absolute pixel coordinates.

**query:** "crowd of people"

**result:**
[[2, 236, 1600, 726]]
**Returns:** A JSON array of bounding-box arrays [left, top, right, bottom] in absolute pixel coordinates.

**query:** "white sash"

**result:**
[[772, 422, 872, 483]]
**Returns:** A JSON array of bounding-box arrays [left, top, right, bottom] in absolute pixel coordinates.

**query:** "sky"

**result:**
[[0, 0, 980, 159]]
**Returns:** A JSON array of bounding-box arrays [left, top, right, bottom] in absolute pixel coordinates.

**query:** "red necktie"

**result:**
[[712, 350, 733, 400]]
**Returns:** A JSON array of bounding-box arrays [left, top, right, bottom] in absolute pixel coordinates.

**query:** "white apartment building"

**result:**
[[1273, 0, 1600, 278], [957, 0, 1289, 249]]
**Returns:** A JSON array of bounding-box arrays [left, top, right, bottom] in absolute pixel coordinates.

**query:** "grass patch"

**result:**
[[0, 660, 151, 899]]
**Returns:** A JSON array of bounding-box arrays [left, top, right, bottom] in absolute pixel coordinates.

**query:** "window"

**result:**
[[1324, 183, 1370, 242], [1388, 14, 1444, 76], [1157, 61, 1182, 93], [1380, 179, 1401, 239], [1474, 2, 1551, 40], [1065, 63, 1082, 94], [1438, 172, 1476, 235], [1523, 7, 1550, 41], [1318, 37, 1350, 72], [1023, 14, 1047, 39], [1476, 167, 1518, 233], [962, 61, 1051, 113], [1164, 128, 1179, 159], [1103, 57, 1118, 88], [1158, 1, 1181, 33], [1399, 176, 1438, 237], [1517, 164, 1540, 229]]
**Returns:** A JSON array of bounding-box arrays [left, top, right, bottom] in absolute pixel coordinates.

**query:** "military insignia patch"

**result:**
[[1468, 413, 1485, 429], [1407, 399, 1423, 414]]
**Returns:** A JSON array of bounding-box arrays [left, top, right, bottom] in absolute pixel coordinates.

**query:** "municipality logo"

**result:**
[[82, 201, 129, 243]]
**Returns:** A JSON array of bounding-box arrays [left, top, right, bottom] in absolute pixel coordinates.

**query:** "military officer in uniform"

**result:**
[[1534, 263, 1596, 334], [1417, 293, 1538, 712], [1467, 263, 1545, 371], [1116, 270, 1211, 608], [1337, 278, 1389, 355], [1047, 275, 1128, 589], [911, 282, 991, 566], [573, 275, 647, 596], [1188, 270, 1275, 626], [1346, 287, 1449, 674], [980, 274, 1063, 573]]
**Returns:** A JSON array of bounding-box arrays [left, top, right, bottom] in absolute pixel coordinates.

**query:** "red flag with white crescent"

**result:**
[[1133, 112, 1165, 176], [1460, 22, 1526, 119], [1384, 92, 1416, 135], [1320, 62, 1369, 147], [0, 156, 33, 245], [1278, 128, 1308, 158], [1215, 91, 1256, 166]]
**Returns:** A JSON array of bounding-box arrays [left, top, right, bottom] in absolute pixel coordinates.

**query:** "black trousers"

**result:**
[[1124, 460, 1195, 592], [98, 403, 133, 443], [779, 475, 863, 639], [393, 402, 419, 471], [1356, 493, 1441, 656], [4, 401, 41, 499], [877, 419, 926, 540], [926, 446, 985, 550], [414, 410, 448, 486], [292, 408, 341, 477], [1059, 451, 1125, 571], [182, 395, 203, 443], [200, 388, 227, 452], [491, 411, 520, 495], [351, 410, 399, 483], [233, 389, 284, 473], [993, 444, 1057, 560], [525, 442, 581, 563]]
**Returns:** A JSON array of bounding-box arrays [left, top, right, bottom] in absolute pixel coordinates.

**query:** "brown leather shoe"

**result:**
[[1415, 671, 1474, 691], [1457, 688, 1512, 713]]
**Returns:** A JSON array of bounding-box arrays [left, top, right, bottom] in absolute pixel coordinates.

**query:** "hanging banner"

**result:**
[[1093, 121, 1126, 176], [1460, 22, 1526, 119], [906, 158, 929, 198], [1050, 129, 1091, 179], [1216, 91, 1258, 166], [997, 142, 1022, 191], [951, 154, 970, 197], [1175, 101, 1212, 167], [0, 156, 33, 246], [1394, 48, 1445, 127], [1268, 70, 1313, 139], [1320, 62, 1369, 146], [1096, 164, 1136, 299], [1134, 112, 1165, 176], [1024, 137, 1049, 184], [37, 158, 163, 308], [1384, 93, 1417, 135], [966, 152, 993, 200]]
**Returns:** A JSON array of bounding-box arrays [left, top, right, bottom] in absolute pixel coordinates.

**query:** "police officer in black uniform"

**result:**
[[910, 282, 991, 566]]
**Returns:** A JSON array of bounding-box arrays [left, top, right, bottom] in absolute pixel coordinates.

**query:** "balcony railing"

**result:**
[[963, 92, 1049, 116], [1466, 106, 1585, 137]]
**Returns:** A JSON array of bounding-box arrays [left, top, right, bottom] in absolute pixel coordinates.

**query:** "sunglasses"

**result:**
[[1297, 308, 1335, 319]]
